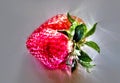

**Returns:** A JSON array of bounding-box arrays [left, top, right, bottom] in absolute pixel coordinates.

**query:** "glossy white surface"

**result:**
[[0, 0, 120, 83]]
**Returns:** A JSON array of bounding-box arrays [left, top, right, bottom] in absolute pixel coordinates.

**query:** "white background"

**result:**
[[0, 0, 120, 83]]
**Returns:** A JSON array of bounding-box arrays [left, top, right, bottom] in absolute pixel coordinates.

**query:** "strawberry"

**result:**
[[26, 13, 100, 72], [41, 14, 71, 30], [34, 14, 83, 31], [26, 14, 75, 69], [26, 28, 69, 69], [26, 13, 82, 69]]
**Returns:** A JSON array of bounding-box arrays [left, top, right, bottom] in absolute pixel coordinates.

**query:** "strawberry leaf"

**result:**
[[79, 60, 95, 72], [67, 12, 75, 23], [73, 24, 84, 42], [75, 45, 80, 50], [85, 41, 100, 53], [84, 23, 97, 38], [57, 30, 69, 37], [78, 50, 92, 62], [69, 21, 79, 36], [82, 23, 87, 34], [80, 61, 95, 68]]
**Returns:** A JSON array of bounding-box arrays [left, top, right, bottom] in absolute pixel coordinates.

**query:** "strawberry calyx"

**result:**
[[58, 13, 100, 72]]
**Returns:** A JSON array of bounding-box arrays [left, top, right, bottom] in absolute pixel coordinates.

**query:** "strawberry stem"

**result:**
[[58, 12, 100, 73]]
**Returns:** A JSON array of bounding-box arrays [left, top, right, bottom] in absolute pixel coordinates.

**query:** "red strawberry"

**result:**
[[26, 27, 70, 69], [33, 14, 83, 32], [41, 14, 71, 30], [26, 13, 83, 70]]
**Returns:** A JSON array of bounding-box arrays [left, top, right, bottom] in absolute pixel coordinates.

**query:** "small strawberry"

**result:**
[[41, 14, 71, 30], [26, 13, 100, 72], [26, 28, 69, 69], [33, 14, 83, 33]]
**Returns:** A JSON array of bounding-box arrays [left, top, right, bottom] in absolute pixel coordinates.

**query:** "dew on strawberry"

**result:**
[[26, 12, 100, 73]]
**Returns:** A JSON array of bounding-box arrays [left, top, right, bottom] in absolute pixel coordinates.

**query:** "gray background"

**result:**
[[0, 0, 120, 83]]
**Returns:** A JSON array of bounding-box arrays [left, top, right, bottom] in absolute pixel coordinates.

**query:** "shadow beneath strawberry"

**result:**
[[17, 53, 53, 83], [17, 52, 94, 83], [34, 57, 94, 83]]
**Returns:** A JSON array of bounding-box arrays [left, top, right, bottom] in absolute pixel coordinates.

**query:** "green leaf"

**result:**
[[75, 45, 80, 50], [80, 61, 95, 68], [57, 30, 69, 37], [69, 21, 79, 36], [85, 41, 100, 53], [73, 24, 84, 42], [84, 23, 97, 38], [82, 23, 87, 34], [67, 12, 75, 23], [67, 13, 80, 37], [78, 50, 92, 62]]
